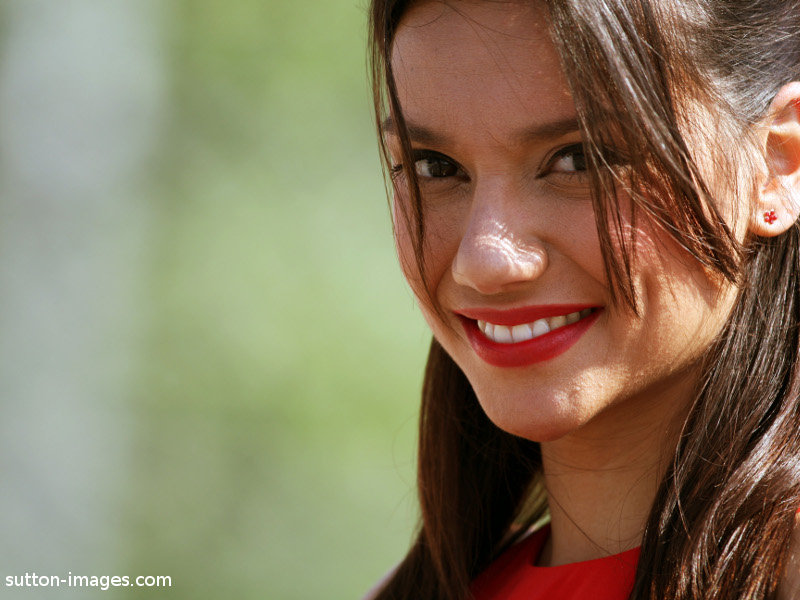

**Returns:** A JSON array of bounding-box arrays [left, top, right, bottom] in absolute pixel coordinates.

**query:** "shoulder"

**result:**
[[778, 512, 800, 600]]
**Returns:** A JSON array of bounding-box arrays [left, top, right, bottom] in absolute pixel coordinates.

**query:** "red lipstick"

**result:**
[[456, 304, 602, 368]]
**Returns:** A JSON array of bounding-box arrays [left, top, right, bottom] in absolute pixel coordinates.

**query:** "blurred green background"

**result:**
[[0, 1, 428, 598]]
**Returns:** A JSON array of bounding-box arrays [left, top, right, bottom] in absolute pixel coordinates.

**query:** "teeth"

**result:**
[[531, 319, 550, 337], [493, 325, 513, 343], [476, 308, 594, 344], [511, 324, 533, 342]]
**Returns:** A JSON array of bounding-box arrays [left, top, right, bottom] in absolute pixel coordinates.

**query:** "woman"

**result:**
[[367, 1, 800, 598]]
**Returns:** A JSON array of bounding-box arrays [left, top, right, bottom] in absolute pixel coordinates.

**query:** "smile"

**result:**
[[477, 308, 594, 344], [457, 304, 603, 367]]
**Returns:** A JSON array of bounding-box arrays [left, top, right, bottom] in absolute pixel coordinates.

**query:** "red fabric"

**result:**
[[471, 525, 640, 600]]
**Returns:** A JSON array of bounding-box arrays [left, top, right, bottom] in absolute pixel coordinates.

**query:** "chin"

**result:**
[[475, 393, 587, 443]]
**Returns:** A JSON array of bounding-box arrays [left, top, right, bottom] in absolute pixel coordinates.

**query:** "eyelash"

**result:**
[[391, 150, 464, 180], [390, 144, 589, 181]]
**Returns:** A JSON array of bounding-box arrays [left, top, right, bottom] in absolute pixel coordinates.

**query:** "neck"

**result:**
[[536, 375, 693, 566]]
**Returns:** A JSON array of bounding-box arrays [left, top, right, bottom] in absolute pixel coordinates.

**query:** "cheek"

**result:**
[[393, 210, 417, 288], [632, 224, 737, 365], [635, 221, 723, 304], [392, 193, 463, 300], [392, 195, 430, 305], [393, 216, 448, 342]]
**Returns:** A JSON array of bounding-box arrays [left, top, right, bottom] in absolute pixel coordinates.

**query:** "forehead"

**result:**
[[391, 1, 574, 137]]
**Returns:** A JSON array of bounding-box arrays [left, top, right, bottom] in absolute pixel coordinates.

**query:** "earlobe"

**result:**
[[751, 82, 800, 238]]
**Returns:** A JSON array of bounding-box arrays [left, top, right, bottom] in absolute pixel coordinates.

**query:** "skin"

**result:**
[[385, 0, 800, 580]]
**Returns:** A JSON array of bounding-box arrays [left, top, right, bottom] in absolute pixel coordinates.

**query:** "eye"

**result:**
[[547, 143, 587, 174], [413, 151, 461, 178]]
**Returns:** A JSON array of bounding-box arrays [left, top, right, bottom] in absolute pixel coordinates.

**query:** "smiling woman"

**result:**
[[365, 1, 800, 599], [385, 2, 744, 448]]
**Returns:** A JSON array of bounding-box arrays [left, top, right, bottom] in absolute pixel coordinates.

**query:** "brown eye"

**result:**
[[549, 144, 587, 174], [413, 151, 460, 178]]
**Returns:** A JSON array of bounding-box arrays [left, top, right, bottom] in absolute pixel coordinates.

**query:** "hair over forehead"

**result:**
[[372, 0, 797, 306]]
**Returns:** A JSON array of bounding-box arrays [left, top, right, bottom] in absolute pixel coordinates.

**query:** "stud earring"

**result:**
[[764, 210, 778, 224]]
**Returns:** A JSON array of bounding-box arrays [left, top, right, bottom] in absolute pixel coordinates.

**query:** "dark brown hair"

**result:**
[[368, 1, 800, 599]]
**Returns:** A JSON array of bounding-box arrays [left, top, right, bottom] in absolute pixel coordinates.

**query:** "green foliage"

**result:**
[[123, 2, 426, 597]]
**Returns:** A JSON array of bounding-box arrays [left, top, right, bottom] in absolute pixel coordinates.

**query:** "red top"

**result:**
[[471, 525, 640, 600]]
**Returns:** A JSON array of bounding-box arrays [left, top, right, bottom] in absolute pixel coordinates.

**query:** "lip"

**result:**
[[456, 304, 603, 368]]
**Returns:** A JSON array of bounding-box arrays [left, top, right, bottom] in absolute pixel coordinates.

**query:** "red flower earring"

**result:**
[[764, 209, 778, 224]]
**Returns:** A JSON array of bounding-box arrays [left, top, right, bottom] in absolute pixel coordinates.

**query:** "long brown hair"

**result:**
[[368, 1, 800, 599]]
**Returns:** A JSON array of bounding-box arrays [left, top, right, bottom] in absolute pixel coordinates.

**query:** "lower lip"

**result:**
[[459, 309, 603, 368]]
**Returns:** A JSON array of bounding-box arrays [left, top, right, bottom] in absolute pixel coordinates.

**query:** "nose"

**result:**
[[451, 186, 548, 295]]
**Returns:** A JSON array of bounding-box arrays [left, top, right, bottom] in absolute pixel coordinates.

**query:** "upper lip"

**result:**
[[455, 303, 601, 326]]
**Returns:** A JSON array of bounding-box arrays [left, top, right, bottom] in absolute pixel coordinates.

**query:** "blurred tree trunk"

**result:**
[[0, 0, 164, 590]]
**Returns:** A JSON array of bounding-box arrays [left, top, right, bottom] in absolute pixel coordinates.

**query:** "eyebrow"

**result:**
[[380, 115, 581, 145]]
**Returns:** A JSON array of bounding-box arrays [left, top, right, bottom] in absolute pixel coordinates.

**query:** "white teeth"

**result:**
[[531, 319, 550, 337], [476, 308, 595, 344], [511, 324, 533, 343], [493, 324, 513, 343]]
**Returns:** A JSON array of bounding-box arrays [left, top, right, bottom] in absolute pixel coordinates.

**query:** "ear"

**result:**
[[750, 82, 800, 237]]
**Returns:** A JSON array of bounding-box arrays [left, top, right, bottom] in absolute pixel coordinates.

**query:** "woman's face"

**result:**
[[387, 1, 741, 442]]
